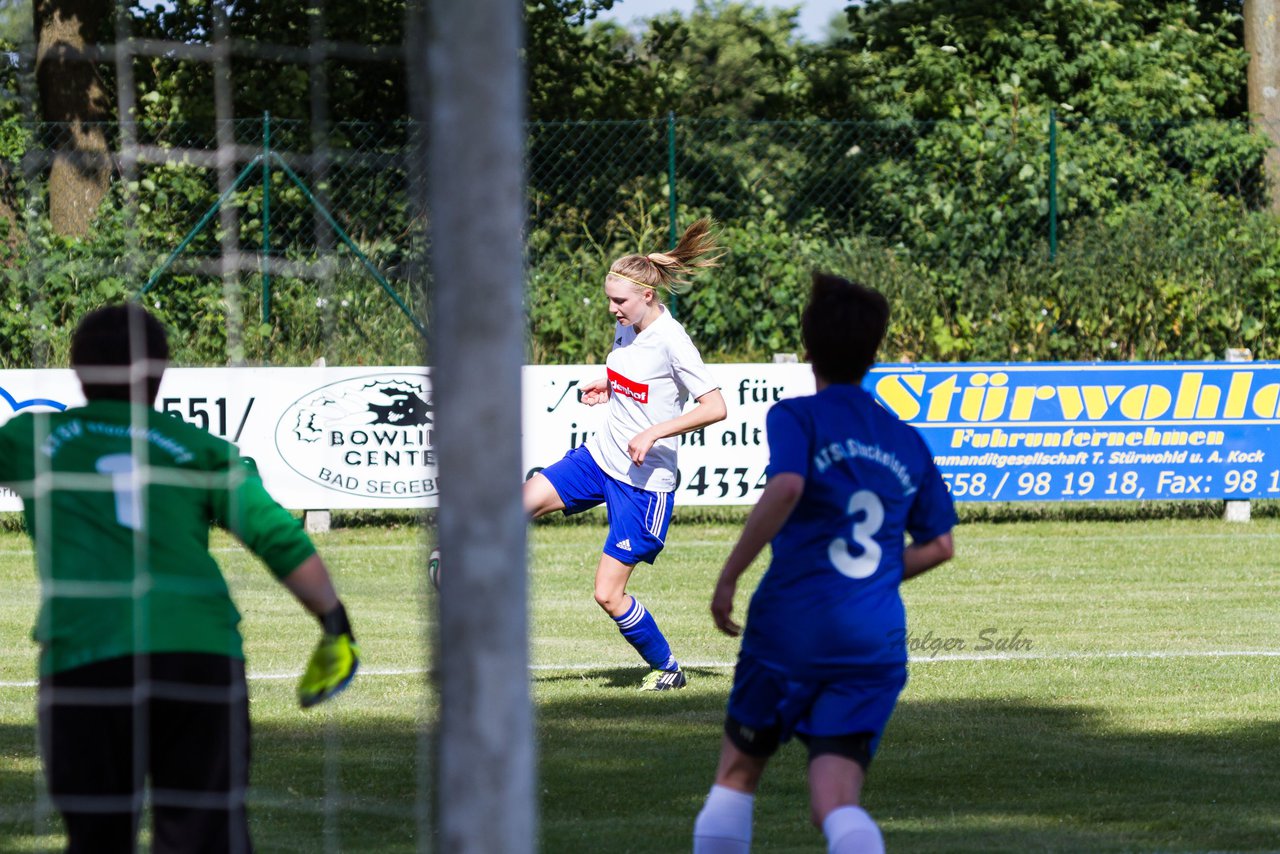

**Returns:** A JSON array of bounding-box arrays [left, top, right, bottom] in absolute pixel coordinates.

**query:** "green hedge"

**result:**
[[526, 199, 1280, 367], [1, 189, 1277, 369]]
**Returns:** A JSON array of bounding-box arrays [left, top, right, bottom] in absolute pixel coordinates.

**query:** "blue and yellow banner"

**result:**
[[870, 362, 1280, 501]]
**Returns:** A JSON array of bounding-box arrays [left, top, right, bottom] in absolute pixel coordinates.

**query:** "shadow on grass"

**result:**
[[5, 683, 1278, 853], [0, 716, 428, 854], [533, 674, 1280, 854], [541, 665, 724, 690]]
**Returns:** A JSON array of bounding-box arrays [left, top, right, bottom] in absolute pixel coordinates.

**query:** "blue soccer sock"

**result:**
[[613, 596, 678, 671]]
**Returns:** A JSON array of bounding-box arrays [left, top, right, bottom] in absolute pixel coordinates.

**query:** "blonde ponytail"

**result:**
[[607, 218, 724, 296]]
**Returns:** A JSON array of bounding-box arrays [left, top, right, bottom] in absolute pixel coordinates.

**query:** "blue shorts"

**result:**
[[539, 445, 674, 565], [725, 651, 907, 761]]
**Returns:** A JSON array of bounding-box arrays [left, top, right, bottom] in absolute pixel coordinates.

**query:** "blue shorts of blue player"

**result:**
[[726, 653, 906, 767], [525, 444, 684, 689], [694, 652, 905, 854]]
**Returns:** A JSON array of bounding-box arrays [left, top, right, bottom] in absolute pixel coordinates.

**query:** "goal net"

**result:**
[[0, 2, 530, 851]]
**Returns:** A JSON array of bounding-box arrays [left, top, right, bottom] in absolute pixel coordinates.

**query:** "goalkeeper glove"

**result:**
[[298, 602, 360, 709]]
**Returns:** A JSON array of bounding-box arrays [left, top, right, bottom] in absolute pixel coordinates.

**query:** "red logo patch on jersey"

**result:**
[[607, 368, 649, 404]]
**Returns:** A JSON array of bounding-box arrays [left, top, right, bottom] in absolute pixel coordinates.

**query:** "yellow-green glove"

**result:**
[[298, 603, 360, 709]]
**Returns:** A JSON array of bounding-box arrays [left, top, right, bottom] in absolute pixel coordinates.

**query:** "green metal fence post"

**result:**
[[262, 111, 272, 323], [1048, 108, 1058, 262], [137, 156, 263, 297], [270, 152, 429, 339], [666, 111, 678, 317]]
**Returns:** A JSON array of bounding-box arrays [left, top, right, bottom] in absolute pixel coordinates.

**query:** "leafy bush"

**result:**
[[524, 195, 1280, 367]]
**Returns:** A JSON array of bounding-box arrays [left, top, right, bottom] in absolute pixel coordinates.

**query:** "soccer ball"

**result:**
[[428, 548, 441, 590]]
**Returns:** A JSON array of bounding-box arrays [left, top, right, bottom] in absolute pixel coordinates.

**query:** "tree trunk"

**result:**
[[1246, 0, 1280, 213], [34, 0, 111, 237]]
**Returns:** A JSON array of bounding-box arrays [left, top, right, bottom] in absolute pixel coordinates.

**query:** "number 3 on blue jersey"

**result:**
[[827, 489, 884, 579]]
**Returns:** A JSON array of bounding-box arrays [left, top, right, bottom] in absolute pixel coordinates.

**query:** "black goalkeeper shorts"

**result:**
[[37, 652, 252, 854]]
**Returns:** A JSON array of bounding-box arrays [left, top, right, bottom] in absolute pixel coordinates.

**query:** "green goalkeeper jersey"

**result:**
[[0, 399, 317, 676]]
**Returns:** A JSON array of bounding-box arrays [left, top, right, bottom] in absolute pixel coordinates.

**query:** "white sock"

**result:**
[[693, 784, 754, 854], [823, 805, 884, 854]]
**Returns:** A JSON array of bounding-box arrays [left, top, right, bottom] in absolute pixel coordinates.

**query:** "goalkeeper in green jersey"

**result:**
[[0, 304, 359, 853]]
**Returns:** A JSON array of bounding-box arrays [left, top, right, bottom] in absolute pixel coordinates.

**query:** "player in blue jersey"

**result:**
[[692, 273, 956, 854]]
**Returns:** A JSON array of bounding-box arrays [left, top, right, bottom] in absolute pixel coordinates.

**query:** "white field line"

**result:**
[[524, 649, 1280, 668], [4, 649, 1280, 689], [0, 530, 1272, 558]]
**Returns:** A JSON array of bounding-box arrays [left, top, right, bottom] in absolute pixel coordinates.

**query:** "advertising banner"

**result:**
[[522, 364, 815, 505], [870, 362, 1280, 502], [0, 361, 1276, 509], [0, 367, 435, 511]]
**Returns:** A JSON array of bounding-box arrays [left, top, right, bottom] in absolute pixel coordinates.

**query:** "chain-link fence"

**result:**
[[2, 116, 421, 366], [524, 114, 1280, 364], [528, 113, 1270, 260], [6, 113, 1279, 366]]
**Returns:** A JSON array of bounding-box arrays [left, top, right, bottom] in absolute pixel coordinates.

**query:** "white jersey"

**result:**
[[587, 306, 719, 492]]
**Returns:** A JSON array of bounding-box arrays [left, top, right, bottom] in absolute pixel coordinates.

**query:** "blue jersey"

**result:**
[[740, 384, 956, 678]]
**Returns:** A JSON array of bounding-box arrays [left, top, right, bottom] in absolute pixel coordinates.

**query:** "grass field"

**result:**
[[3, 514, 1280, 852]]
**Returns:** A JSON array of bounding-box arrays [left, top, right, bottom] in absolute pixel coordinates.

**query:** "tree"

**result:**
[[617, 0, 807, 119], [525, 0, 656, 119], [1245, 0, 1280, 210], [807, 0, 1247, 121], [34, 0, 111, 237], [126, 0, 408, 130], [789, 0, 1263, 266]]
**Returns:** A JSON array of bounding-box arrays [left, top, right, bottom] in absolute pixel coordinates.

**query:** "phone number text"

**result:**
[[941, 467, 1280, 501]]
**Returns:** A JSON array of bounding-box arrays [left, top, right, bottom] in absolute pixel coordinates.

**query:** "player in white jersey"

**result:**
[[526, 218, 728, 690]]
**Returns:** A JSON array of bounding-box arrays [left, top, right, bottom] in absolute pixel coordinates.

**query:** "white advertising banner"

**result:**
[[0, 364, 810, 511], [523, 364, 814, 505]]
